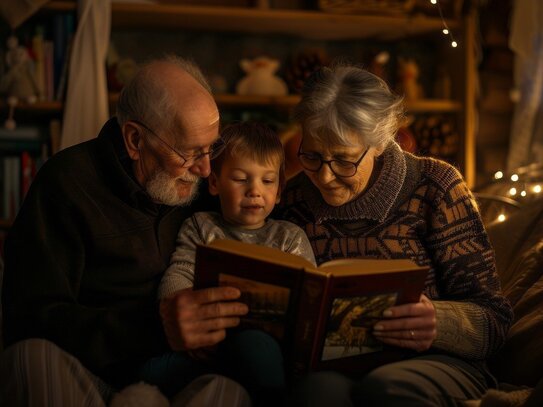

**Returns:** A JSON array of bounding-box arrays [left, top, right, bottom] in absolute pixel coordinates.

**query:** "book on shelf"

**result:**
[[0, 126, 42, 140], [1, 156, 21, 220], [55, 13, 75, 102], [0, 127, 44, 155], [194, 239, 429, 376]]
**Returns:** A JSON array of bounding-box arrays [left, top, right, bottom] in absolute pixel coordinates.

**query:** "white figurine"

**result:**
[[0, 36, 39, 129], [236, 56, 288, 96]]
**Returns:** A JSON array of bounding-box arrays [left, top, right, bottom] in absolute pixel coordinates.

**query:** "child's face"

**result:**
[[208, 153, 281, 229]]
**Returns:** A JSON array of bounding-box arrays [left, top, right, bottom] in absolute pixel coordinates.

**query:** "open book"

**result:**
[[194, 239, 429, 376]]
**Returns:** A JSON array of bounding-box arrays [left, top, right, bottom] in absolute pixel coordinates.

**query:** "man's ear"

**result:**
[[122, 122, 143, 160], [208, 171, 219, 196]]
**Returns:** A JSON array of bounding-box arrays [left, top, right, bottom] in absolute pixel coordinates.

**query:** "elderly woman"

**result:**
[[277, 65, 513, 406]]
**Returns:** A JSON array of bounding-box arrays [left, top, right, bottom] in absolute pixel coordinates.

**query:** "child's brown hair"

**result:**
[[212, 122, 286, 190]]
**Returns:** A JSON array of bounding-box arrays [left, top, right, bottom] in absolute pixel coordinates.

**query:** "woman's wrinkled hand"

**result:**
[[372, 294, 436, 352]]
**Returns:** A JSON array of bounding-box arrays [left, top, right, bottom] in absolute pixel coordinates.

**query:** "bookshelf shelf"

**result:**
[[44, 1, 459, 41], [0, 100, 63, 113], [1, 94, 462, 114], [108, 93, 461, 113]]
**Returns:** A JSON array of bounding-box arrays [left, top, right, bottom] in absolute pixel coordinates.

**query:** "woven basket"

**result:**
[[319, 0, 415, 15]]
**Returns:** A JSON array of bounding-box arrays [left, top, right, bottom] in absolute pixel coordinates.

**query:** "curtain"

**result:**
[[60, 0, 111, 150], [507, 0, 543, 170]]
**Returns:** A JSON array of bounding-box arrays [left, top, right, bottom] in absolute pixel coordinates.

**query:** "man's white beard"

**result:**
[[145, 170, 200, 206]]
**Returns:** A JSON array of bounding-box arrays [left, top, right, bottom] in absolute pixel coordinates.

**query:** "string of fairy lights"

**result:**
[[493, 166, 543, 199], [484, 164, 543, 224], [431, 0, 458, 48]]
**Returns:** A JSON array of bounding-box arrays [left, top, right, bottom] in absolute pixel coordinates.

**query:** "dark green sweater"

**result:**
[[277, 142, 513, 360], [2, 119, 212, 386]]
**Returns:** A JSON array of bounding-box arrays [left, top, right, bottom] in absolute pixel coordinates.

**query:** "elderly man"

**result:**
[[0, 56, 250, 406]]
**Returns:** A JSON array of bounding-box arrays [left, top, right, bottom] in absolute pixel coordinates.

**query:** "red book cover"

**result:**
[[21, 151, 33, 200]]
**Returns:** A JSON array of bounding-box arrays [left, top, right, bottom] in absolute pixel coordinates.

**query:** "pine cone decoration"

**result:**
[[411, 115, 459, 161], [285, 50, 328, 94]]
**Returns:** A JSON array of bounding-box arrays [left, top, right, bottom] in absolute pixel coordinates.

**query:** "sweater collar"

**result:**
[[301, 142, 407, 223], [96, 118, 159, 212]]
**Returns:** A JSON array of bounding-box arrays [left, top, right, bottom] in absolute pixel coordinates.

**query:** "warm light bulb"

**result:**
[[442, 28, 449, 35], [509, 187, 517, 196], [534, 185, 542, 194], [451, 41, 458, 48], [510, 174, 519, 182], [497, 214, 506, 222], [430, 0, 437, 4], [494, 171, 504, 179], [521, 190, 527, 197]]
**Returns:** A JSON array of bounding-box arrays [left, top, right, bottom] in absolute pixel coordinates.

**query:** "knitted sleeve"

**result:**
[[282, 222, 317, 266], [424, 162, 513, 359], [157, 215, 203, 299]]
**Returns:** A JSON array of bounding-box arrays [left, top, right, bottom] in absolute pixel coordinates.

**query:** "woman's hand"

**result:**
[[159, 286, 249, 351], [372, 294, 436, 352]]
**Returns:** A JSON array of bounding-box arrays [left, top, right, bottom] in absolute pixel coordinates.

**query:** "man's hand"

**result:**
[[372, 294, 436, 352], [159, 286, 248, 351]]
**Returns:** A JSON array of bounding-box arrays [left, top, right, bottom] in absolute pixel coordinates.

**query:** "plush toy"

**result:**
[[0, 35, 39, 129], [109, 382, 169, 407], [236, 56, 288, 96], [396, 57, 424, 101]]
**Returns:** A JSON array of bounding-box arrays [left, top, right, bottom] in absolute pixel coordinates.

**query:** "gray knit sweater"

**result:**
[[158, 211, 316, 299]]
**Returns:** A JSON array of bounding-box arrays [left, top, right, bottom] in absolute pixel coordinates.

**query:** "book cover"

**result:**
[[194, 239, 429, 376]]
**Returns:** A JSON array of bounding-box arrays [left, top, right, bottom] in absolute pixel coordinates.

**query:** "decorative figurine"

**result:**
[[0, 35, 39, 129], [236, 56, 288, 96], [396, 57, 424, 101]]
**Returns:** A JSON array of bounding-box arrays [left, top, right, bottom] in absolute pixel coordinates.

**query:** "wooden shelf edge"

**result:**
[[0, 101, 63, 112], [108, 93, 461, 112], [0, 95, 460, 114], [213, 94, 300, 108], [44, 1, 459, 40], [405, 99, 463, 113]]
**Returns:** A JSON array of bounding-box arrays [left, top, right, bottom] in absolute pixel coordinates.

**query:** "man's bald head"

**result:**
[[116, 56, 218, 138]]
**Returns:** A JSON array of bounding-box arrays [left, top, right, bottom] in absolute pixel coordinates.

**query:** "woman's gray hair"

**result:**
[[116, 55, 212, 133], [294, 64, 404, 150]]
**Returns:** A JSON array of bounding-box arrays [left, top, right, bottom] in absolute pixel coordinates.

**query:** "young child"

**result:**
[[158, 121, 315, 299], [141, 122, 315, 405]]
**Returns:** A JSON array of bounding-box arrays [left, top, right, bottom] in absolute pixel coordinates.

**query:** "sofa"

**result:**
[[476, 196, 543, 405]]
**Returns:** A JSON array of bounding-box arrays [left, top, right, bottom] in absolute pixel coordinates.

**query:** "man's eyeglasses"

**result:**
[[131, 120, 225, 168], [297, 145, 369, 178]]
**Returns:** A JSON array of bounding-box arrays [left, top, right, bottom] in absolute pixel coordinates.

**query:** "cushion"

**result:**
[[486, 198, 543, 387]]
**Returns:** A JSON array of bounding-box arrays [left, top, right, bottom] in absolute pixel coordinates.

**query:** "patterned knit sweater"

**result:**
[[276, 142, 513, 360]]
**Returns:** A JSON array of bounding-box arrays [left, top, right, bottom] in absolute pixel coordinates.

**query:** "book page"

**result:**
[[319, 258, 423, 276], [207, 239, 316, 270], [321, 292, 397, 361]]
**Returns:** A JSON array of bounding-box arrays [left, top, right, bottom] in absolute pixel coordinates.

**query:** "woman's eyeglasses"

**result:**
[[131, 119, 225, 168], [297, 145, 369, 178]]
